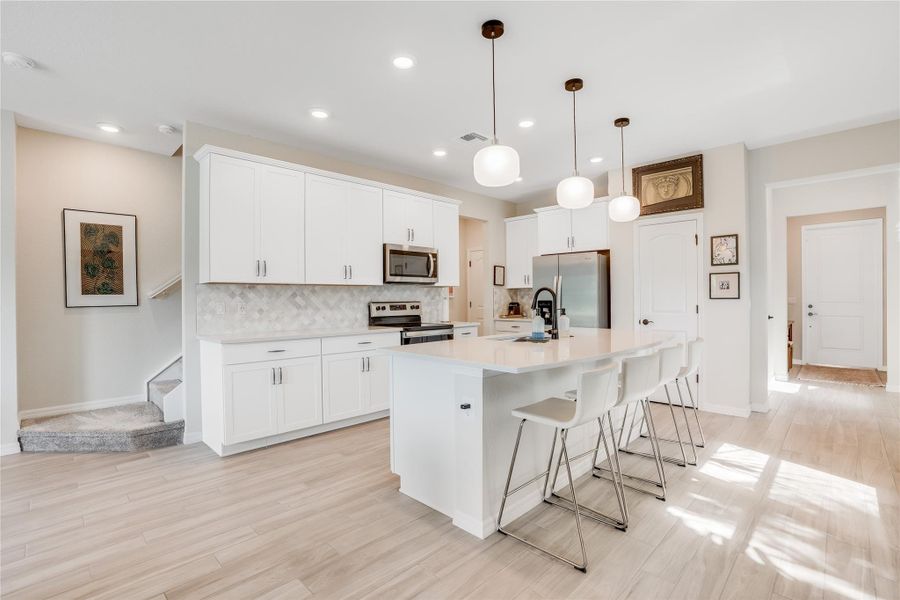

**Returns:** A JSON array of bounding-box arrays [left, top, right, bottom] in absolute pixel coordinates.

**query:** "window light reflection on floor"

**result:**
[[699, 443, 770, 488]]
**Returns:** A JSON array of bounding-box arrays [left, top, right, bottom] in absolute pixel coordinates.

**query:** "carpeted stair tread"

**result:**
[[18, 403, 184, 452], [150, 379, 182, 396]]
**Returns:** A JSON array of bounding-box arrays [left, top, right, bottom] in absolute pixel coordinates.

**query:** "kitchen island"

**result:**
[[386, 328, 675, 538]]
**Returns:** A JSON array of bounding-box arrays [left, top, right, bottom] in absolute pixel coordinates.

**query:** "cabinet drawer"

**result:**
[[222, 338, 321, 365], [454, 326, 478, 338], [494, 320, 528, 333], [322, 332, 401, 355]]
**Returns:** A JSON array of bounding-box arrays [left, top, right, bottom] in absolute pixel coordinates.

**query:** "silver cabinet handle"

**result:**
[[348, 264, 352, 279], [361, 357, 366, 372], [407, 228, 411, 242], [411, 228, 415, 242], [343, 265, 347, 279], [267, 349, 286, 353], [358, 341, 373, 345], [511, 325, 521, 329], [271, 367, 276, 385], [256, 260, 261, 276], [365, 356, 370, 372], [262, 260, 267, 277], [278, 367, 283, 385]]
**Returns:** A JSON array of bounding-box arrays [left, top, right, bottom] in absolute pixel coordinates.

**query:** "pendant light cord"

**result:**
[[491, 38, 497, 142], [572, 91, 578, 175], [620, 125, 626, 194]]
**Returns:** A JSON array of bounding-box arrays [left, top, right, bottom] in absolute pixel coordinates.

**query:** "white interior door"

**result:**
[[635, 218, 699, 344], [802, 220, 882, 368], [467, 249, 485, 326]]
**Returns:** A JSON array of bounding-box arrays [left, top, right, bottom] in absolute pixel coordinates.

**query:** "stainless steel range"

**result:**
[[368, 301, 454, 345]]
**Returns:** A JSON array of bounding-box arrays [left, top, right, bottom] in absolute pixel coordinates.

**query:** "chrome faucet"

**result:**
[[531, 287, 559, 340]]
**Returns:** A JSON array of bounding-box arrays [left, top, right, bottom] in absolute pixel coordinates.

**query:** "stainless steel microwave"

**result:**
[[383, 244, 438, 284]]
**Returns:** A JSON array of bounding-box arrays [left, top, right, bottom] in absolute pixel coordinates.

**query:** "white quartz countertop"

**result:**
[[198, 326, 399, 344], [385, 328, 676, 374]]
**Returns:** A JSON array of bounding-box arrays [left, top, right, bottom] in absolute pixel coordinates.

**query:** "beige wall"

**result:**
[[182, 121, 515, 437], [450, 217, 486, 323], [15, 128, 182, 413], [786, 208, 887, 364]]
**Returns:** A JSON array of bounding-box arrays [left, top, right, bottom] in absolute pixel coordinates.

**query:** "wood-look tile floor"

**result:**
[[2, 374, 898, 599]]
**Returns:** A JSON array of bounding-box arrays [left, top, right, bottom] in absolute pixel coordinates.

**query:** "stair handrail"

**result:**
[[148, 274, 181, 299], [145, 355, 183, 402]]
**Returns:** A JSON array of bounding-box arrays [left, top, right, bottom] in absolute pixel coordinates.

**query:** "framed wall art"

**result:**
[[632, 154, 704, 217], [709, 272, 740, 300], [711, 234, 739, 266], [63, 209, 138, 307], [493, 265, 505, 286]]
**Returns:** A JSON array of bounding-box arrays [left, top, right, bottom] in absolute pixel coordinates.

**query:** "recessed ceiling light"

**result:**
[[518, 120, 534, 128], [432, 149, 447, 157], [515, 177, 523, 182], [96, 122, 121, 133], [309, 108, 329, 119], [589, 156, 604, 163], [2, 52, 36, 70], [392, 56, 416, 69], [157, 124, 178, 135]]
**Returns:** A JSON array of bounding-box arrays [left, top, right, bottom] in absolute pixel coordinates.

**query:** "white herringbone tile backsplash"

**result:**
[[197, 284, 445, 335]]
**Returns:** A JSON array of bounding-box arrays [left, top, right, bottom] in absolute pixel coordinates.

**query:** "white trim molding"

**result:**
[[1, 443, 21, 456], [18, 394, 144, 420]]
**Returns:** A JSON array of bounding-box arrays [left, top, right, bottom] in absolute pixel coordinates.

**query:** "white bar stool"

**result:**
[[675, 338, 706, 448], [497, 361, 622, 572], [621, 343, 697, 466], [593, 351, 667, 501]]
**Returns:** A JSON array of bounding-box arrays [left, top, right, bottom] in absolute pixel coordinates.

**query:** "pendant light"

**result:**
[[556, 78, 593, 209], [608, 117, 641, 222], [473, 20, 520, 187]]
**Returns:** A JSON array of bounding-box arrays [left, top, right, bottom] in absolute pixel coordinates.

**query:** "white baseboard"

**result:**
[[18, 394, 144, 420], [887, 384, 899, 393], [701, 402, 752, 418], [1, 443, 21, 456], [750, 402, 770, 414], [792, 359, 805, 366], [182, 431, 203, 445]]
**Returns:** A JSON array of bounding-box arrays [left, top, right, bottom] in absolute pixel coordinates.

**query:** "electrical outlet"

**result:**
[[237, 301, 247, 315]]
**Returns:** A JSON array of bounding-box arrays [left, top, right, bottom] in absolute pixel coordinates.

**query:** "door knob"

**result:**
[[640, 319, 654, 325]]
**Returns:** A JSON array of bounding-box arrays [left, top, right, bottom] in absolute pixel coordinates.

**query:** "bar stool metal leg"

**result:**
[[598, 414, 628, 528], [641, 398, 668, 499], [678, 377, 706, 447], [595, 401, 666, 500], [497, 425, 588, 572]]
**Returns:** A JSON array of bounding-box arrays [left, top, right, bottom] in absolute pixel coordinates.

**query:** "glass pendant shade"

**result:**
[[608, 194, 641, 222], [556, 175, 594, 209], [473, 143, 520, 187]]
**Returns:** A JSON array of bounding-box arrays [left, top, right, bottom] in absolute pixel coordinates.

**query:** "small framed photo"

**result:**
[[711, 234, 739, 266], [63, 208, 138, 307], [493, 265, 505, 286], [709, 272, 740, 299]]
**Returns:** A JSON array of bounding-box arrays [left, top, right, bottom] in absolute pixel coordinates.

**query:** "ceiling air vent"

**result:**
[[460, 132, 488, 142]]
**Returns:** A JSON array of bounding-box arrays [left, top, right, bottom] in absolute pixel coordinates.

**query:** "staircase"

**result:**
[[17, 357, 186, 453]]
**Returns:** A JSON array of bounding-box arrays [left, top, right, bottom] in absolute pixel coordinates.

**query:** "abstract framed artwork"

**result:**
[[62, 209, 138, 307], [711, 233, 739, 266], [709, 272, 740, 300], [632, 154, 704, 217]]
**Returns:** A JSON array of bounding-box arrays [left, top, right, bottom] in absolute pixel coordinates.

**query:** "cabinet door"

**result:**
[[406, 195, 434, 247], [322, 353, 367, 423], [345, 183, 383, 285], [434, 202, 460, 287], [522, 216, 539, 286], [366, 353, 391, 412], [383, 190, 412, 245], [537, 208, 573, 255], [208, 155, 258, 282], [258, 166, 305, 283], [224, 363, 278, 444], [305, 174, 348, 284], [570, 201, 609, 251], [278, 356, 322, 433], [506, 218, 533, 288]]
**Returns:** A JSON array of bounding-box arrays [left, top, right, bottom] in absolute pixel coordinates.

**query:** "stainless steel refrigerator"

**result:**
[[532, 252, 610, 328]]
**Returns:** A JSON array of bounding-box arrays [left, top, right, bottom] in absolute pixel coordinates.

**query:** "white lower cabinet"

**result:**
[[322, 350, 390, 423], [494, 319, 529, 334], [454, 325, 479, 338], [202, 331, 398, 456]]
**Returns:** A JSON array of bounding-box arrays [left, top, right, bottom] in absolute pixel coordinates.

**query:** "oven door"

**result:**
[[401, 329, 454, 345], [384, 244, 438, 284]]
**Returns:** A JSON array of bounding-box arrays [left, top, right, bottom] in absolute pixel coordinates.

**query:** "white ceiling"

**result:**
[[2, 1, 898, 202]]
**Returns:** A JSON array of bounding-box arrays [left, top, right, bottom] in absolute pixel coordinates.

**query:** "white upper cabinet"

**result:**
[[201, 154, 305, 284], [383, 190, 434, 247], [305, 174, 383, 285], [506, 216, 538, 288], [536, 199, 609, 255], [433, 201, 460, 287]]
